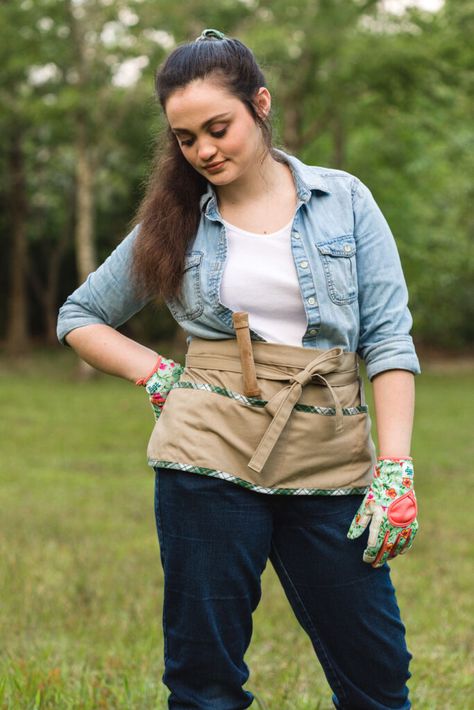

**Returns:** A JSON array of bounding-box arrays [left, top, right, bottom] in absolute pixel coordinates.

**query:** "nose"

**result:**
[[197, 138, 218, 163]]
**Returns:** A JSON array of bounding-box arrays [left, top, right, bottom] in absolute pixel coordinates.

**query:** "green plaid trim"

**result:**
[[149, 460, 369, 496], [172, 381, 368, 416]]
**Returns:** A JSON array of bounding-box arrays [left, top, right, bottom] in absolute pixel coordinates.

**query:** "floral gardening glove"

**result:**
[[136, 356, 184, 421], [347, 457, 418, 568]]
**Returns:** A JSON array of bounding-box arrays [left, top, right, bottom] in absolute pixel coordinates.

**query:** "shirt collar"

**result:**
[[199, 148, 330, 215]]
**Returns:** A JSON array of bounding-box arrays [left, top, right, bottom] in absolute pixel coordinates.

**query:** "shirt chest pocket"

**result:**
[[316, 236, 358, 305], [166, 251, 204, 322]]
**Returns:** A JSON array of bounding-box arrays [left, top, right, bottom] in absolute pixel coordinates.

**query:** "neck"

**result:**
[[215, 149, 288, 208]]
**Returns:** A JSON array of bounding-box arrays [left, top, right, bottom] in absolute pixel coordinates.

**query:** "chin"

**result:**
[[209, 165, 246, 186], [206, 170, 237, 185], [208, 174, 235, 185]]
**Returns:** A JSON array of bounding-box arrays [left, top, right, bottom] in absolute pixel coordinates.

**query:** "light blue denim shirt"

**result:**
[[57, 149, 420, 380]]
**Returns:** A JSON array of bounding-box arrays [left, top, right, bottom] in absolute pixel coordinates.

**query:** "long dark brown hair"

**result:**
[[132, 33, 278, 301]]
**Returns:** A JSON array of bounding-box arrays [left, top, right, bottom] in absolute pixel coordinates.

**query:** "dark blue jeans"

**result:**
[[153, 467, 412, 710]]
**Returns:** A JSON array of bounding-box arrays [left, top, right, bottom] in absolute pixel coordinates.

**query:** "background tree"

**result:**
[[0, 0, 62, 352]]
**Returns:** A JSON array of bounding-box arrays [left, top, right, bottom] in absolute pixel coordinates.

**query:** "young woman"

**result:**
[[57, 29, 420, 710]]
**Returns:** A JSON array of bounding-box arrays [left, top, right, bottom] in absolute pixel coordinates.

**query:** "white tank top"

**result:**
[[219, 218, 307, 346]]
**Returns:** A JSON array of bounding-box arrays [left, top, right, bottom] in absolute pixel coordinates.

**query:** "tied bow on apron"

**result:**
[[247, 347, 345, 473], [231, 311, 346, 475]]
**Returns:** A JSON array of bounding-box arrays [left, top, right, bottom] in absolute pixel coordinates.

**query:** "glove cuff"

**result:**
[[375, 457, 415, 484], [144, 358, 184, 394], [377, 456, 412, 462], [135, 355, 162, 386]]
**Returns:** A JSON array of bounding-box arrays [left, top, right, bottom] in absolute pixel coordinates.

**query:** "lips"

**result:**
[[205, 160, 226, 171]]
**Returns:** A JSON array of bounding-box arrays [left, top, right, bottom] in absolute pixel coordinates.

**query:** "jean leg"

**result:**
[[268, 495, 412, 710], [154, 468, 273, 710]]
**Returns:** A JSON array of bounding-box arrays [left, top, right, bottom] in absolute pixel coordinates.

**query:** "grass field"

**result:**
[[0, 348, 473, 709]]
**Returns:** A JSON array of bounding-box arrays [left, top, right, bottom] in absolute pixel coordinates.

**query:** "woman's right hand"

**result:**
[[142, 356, 184, 420]]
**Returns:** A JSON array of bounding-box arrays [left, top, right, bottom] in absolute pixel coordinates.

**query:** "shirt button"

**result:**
[[300, 260, 308, 268], [343, 244, 352, 253], [309, 329, 317, 335], [293, 232, 300, 239], [307, 297, 316, 305]]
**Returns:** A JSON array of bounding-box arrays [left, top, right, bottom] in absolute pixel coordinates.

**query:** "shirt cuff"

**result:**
[[361, 336, 421, 381], [56, 315, 107, 346]]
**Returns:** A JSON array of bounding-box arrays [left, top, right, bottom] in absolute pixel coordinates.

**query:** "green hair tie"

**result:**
[[195, 28, 226, 42]]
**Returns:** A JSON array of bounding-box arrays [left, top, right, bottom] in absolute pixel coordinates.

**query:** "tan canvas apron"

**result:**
[[147, 337, 376, 494]]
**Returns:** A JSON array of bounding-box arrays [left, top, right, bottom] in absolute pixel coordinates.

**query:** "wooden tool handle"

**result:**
[[232, 312, 262, 398]]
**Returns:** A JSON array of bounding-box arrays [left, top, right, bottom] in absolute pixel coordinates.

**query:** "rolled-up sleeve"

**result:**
[[56, 226, 151, 345], [352, 179, 421, 380]]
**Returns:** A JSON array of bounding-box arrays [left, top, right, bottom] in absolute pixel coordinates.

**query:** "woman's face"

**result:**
[[165, 77, 270, 186]]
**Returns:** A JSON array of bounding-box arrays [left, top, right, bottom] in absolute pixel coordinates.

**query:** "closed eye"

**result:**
[[179, 127, 227, 147]]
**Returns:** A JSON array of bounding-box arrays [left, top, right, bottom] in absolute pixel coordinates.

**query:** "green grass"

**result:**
[[0, 349, 473, 709]]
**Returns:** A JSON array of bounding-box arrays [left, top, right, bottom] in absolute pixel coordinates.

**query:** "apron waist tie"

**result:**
[[248, 347, 345, 473]]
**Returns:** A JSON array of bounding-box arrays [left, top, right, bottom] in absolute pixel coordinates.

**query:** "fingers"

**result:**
[[366, 507, 384, 548], [398, 529, 416, 555], [363, 531, 396, 567], [347, 511, 371, 539], [363, 512, 397, 566], [369, 527, 416, 568], [348, 499, 418, 567], [346, 495, 372, 539], [362, 545, 379, 564], [371, 531, 392, 567]]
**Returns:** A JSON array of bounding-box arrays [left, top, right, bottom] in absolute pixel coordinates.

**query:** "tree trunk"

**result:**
[[28, 231, 68, 346], [74, 113, 97, 377], [67, 1, 97, 375], [75, 115, 96, 283], [45, 239, 67, 345], [5, 128, 29, 354]]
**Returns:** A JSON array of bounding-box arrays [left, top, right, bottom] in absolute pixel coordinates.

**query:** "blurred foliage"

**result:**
[[0, 0, 472, 348]]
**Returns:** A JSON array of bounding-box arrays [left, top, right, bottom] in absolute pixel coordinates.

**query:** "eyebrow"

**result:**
[[171, 112, 231, 135]]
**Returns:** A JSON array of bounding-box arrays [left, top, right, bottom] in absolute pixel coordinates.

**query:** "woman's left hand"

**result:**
[[347, 457, 418, 567]]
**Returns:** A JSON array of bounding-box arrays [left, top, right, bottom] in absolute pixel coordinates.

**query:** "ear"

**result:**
[[253, 87, 271, 119]]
